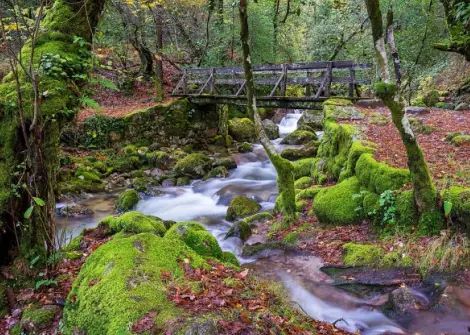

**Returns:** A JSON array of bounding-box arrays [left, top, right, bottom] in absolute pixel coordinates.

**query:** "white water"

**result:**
[[279, 110, 303, 135]]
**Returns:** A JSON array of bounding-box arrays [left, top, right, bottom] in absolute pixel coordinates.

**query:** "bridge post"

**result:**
[[182, 69, 187, 95], [349, 68, 356, 98], [280, 64, 288, 96], [209, 68, 215, 94], [324, 62, 333, 97]]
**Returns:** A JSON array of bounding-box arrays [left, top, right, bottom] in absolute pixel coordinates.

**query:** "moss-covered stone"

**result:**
[[63, 233, 208, 334], [292, 158, 316, 179], [221, 251, 240, 267], [295, 186, 322, 202], [205, 166, 229, 179], [226, 196, 261, 221], [355, 153, 410, 194], [294, 177, 313, 190], [443, 186, 470, 234], [280, 141, 319, 161], [225, 219, 252, 241], [228, 118, 256, 142], [262, 119, 280, 140], [450, 134, 470, 147], [20, 304, 59, 333], [395, 190, 418, 229], [174, 153, 211, 179], [237, 142, 253, 153], [145, 151, 172, 169], [343, 243, 384, 266], [164, 222, 223, 259], [213, 157, 237, 170], [100, 212, 166, 236], [281, 130, 317, 145], [116, 189, 139, 212], [313, 177, 363, 225]]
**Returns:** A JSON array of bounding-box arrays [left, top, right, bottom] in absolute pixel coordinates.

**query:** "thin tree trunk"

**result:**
[[154, 5, 164, 102], [386, 9, 402, 86], [239, 0, 296, 220]]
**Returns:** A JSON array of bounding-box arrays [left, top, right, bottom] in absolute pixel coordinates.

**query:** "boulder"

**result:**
[[100, 211, 166, 236], [281, 141, 319, 161], [262, 119, 280, 140], [184, 319, 218, 335], [228, 118, 256, 142], [213, 157, 237, 170], [281, 130, 317, 145], [454, 102, 468, 111], [237, 142, 253, 153], [389, 286, 429, 315], [225, 219, 252, 241], [116, 189, 139, 212], [226, 196, 261, 221], [298, 110, 323, 131], [19, 305, 59, 333], [174, 153, 212, 178], [206, 166, 229, 179], [57, 203, 94, 217]]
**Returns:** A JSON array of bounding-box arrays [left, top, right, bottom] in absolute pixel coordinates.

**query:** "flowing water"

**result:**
[[57, 109, 470, 335]]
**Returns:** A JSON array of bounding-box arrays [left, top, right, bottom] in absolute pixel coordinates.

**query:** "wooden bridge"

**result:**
[[172, 61, 371, 109]]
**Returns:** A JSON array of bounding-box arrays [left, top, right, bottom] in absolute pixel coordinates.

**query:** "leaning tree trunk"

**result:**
[[0, 0, 105, 264], [365, 0, 441, 232], [154, 5, 164, 101], [239, 0, 296, 220]]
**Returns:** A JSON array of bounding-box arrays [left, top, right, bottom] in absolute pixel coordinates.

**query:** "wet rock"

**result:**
[[242, 241, 285, 257], [389, 286, 430, 315], [225, 220, 251, 241], [205, 166, 229, 179], [281, 141, 319, 160], [281, 129, 317, 145], [228, 118, 256, 142], [213, 157, 237, 170], [174, 153, 212, 178], [184, 319, 218, 335], [116, 189, 139, 212], [161, 178, 176, 187], [57, 203, 93, 218], [20, 304, 59, 333], [176, 176, 191, 186], [405, 106, 430, 115], [147, 168, 165, 178], [237, 142, 253, 153], [298, 110, 323, 131], [226, 196, 261, 221], [272, 109, 288, 124], [262, 119, 280, 140]]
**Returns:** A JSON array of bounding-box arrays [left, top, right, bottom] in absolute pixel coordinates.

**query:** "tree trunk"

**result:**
[[0, 0, 106, 264], [386, 9, 402, 86], [365, 0, 442, 232], [239, 0, 296, 221], [154, 5, 164, 102]]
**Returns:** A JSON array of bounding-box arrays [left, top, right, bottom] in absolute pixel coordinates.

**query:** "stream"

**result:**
[[57, 110, 470, 335]]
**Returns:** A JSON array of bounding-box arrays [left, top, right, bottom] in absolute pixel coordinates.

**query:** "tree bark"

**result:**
[[365, 0, 441, 231], [239, 0, 296, 221], [386, 9, 402, 86]]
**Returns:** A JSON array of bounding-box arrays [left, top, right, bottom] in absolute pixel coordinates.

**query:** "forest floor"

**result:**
[[351, 106, 470, 188]]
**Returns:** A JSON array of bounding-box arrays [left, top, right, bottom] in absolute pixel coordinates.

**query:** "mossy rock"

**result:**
[[343, 243, 384, 266], [295, 186, 322, 201], [228, 118, 256, 142], [174, 153, 211, 179], [281, 141, 319, 161], [395, 190, 418, 229], [213, 157, 237, 170], [443, 186, 470, 234], [63, 233, 208, 334], [145, 151, 172, 169], [226, 196, 261, 221], [116, 189, 139, 212], [205, 166, 229, 179], [355, 154, 410, 195], [450, 134, 470, 147], [100, 211, 166, 236], [164, 222, 223, 259], [313, 177, 363, 225], [176, 176, 191, 186], [221, 251, 240, 266], [237, 142, 253, 153], [294, 177, 313, 190], [262, 119, 280, 140], [225, 220, 251, 241], [20, 304, 59, 333], [298, 110, 323, 131], [281, 130, 317, 145], [292, 158, 316, 179]]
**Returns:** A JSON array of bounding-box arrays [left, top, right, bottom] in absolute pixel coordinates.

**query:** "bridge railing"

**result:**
[[172, 61, 371, 100]]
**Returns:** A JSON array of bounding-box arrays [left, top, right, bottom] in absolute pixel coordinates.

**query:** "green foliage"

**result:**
[[81, 115, 126, 148], [343, 243, 384, 266], [442, 186, 470, 234]]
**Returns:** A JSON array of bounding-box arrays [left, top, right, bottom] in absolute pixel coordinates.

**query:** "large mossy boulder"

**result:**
[[116, 189, 139, 212], [164, 222, 223, 259], [226, 196, 261, 221], [17, 304, 59, 334], [100, 211, 166, 236], [262, 119, 280, 140], [228, 118, 256, 142], [174, 153, 211, 179], [281, 129, 317, 145], [63, 233, 207, 334], [313, 177, 363, 225]]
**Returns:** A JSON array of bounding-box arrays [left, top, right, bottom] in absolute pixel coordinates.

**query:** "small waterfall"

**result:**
[[278, 110, 302, 136]]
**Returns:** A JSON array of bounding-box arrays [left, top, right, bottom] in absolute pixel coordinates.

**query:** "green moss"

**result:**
[[241, 212, 273, 225], [100, 212, 166, 236], [281, 130, 317, 145], [343, 243, 384, 266], [63, 233, 207, 334], [283, 231, 300, 246], [221, 252, 240, 267], [442, 186, 470, 234], [225, 220, 251, 241], [237, 142, 253, 153], [339, 141, 375, 181], [205, 166, 229, 179], [146, 151, 171, 168], [395, 190, 418, 229], [116, 189, 139, 212], [164, 222, 223, 260], [313, 177, 363, 225], [226, 196, 261, 221], [21, 305, 57, 331], [63, 235, 83, 252], [0, 283, 6, 318], [174, 153, 211, 179], [281, 141, 319, 161], [362, 191, 380, 216], [450, 134, 470, 147], [228, 118, 256, 142], [294, 177, 313, 190], [355, 154, 410, 194], [295, 186, 322, 201], [292, 158, 316, 179], [418, 210, 444, 236], [382, 251, 413, 268]]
